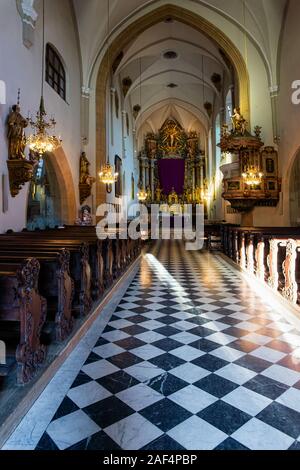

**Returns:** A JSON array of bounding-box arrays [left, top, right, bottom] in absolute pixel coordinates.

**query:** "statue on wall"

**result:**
[[80, 152, 91, 184], [230, 107, 247, 136], [7, 103, 28, 160], [79, 152, 95, 204], [6, 95, 36, 198], [76, 205, 93, 226]]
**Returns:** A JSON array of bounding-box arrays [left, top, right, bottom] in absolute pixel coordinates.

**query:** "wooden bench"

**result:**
[[0, 258, 47, 385], [0, 249, 74, 342], [0, 238, 92, 317]]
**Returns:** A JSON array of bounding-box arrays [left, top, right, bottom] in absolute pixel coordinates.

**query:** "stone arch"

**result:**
[[27, 147, 77, 226], [95, 3, 250, 206], [50, 147, 77, 224]]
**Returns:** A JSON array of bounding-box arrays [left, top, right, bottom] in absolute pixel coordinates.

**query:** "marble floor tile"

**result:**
[[4, 240, 300, 451], [47, 411, 100, 450], [232, 418, 294, 450], [168, 416, 227, 450]]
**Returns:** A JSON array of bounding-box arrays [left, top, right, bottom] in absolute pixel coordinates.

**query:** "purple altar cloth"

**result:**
[[158, 158, 185, 195]]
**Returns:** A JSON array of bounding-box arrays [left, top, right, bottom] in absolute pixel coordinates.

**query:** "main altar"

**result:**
[[137, 119, 206, 206]]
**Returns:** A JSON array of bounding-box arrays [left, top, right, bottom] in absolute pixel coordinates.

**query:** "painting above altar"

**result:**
[[138, 117, 207, 204]]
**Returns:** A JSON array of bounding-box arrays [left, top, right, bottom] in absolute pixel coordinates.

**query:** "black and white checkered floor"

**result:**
[[26, 241, 300, 449]]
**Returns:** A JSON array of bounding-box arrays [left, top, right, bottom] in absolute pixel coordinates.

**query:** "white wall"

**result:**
[[0, 0, 82, 232], [277, 0, 300, 227], [106, 81, 138, 207]]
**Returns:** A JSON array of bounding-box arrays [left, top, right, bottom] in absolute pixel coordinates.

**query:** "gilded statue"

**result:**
[[155, 184, 163, 202], [230, 107, 247, 136], [168, 187, 179, 204], [79, 152, 95, 204], [158, 119, 186, 155], [7, 104, 28, 160], [184, 186, 193, 204], [80, 152, 94, 185], [161, 124, 178, 150]]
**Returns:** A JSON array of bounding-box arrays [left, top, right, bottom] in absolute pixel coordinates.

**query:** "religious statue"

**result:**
[[230, 107, 247, 136], [155, 183, 163, 202], [80, 152, 91, 184], [162, 123, 178, 150], [79, 152, 95, 204], [184, 186, 193, 204], [7, 104, 28, 160], [168, 187, 179, 205], [158, 119, 187, 156], [75, 205, 93, 226]]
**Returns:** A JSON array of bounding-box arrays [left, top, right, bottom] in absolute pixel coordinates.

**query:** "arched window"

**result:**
[[115, 155, 122, 198], [46, 44, 66, 100]]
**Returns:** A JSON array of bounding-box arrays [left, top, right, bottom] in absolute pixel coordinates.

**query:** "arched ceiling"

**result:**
[[113, 20, 230, 137], [72, 0, 288, 87]]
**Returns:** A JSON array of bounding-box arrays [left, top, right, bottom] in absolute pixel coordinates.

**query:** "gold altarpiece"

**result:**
[[138, 119, 206, 205]]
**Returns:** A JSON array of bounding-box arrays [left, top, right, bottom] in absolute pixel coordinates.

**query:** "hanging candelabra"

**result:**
[[27, 97, 61, 155], [242, 167, 263, 186], [137, 187, 148, 202], [99, 0, 119, 186], [99, 162, 119, 185], [27, 0, 61, 157]]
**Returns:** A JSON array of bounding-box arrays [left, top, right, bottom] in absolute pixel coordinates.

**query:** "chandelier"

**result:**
[[99, 162, 119, 185], [27, 0, 61, 157], [242, 167, 263, 186], [137, 188, 148, 202], [99, 0, 119, 187], [27, 97, 61, 155]]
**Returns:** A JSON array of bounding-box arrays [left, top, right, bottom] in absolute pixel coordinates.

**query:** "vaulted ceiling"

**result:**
[[72, 0, 288, 143], [114, 20, 232, 137], [73, 0, 288, 86]]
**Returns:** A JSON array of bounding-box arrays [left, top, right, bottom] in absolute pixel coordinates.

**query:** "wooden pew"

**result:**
[[0, 258, 47, 385], [0, 249, 74, 342], [0, 238, 92, 317], [2, 230, 104, 303]]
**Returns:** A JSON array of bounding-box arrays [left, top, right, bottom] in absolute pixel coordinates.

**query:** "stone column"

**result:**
[[110, 88, 115, 146], [141, 158, 146, 189], [81, 86, 91, 145], [16, 0, 37, 48], [122, 110, 127, 159]]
